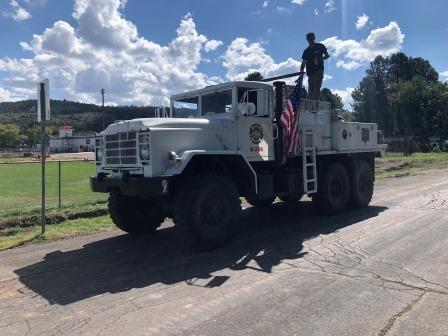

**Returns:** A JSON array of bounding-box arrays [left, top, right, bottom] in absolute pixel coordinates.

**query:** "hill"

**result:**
[[0, 99, 159, 133]]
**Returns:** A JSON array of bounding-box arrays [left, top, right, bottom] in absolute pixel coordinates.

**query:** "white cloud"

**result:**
[[332, 88, 354, 110], [314, 8, 319, 15], [0, 1, 222, 105], [324, 0, 335, 13], [262, 1, 268, 8], [204, 39, 223, 52], [73, 0, 140, 50], [4, 0, 31, 21], [323, 21, 405, 70], [440, 71, 448, 81], [291, 0, 306, 5], [356, 14, 370, 30], [24, 0, 47, 6], [222, 37, 301, 82], [276, 6, 292, 14], [0, 87, 13, 102]]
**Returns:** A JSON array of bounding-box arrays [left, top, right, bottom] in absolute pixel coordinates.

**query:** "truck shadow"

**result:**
[[15, 202, 387, 305]]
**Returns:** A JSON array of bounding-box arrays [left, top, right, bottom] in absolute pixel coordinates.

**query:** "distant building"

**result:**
[[49, 126, 95, 153]]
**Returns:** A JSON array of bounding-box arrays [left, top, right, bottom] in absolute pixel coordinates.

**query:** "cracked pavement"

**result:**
[[0, 169, 447, 336]]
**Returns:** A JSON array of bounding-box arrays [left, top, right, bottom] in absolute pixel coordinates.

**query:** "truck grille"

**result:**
[[105, 131, 137, 165]]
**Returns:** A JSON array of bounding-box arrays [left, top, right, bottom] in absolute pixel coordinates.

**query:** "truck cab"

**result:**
[[170, 81, 275, 161]]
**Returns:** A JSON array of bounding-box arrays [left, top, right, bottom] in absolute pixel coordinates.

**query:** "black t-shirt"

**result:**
[[301, 43, 328, 76]]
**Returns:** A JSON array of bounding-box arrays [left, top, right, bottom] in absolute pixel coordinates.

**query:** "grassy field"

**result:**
[[0, 161, 107, 219], [376, 152, 448, 178], [0, 156, 32, 163]]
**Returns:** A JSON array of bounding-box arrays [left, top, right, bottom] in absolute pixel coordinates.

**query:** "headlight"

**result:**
[[96, 148, 103, 161], [167, 151, 182, 166], [139, 144, 150, 161]]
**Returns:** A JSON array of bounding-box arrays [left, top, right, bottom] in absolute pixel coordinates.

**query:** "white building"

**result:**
[[49, 126, 95, 153]]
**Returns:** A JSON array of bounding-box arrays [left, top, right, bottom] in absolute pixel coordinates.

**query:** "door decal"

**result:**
[[249, 124, 263, 144]]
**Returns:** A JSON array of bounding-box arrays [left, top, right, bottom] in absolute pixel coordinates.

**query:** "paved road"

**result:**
[[1, 170, 448, 336]]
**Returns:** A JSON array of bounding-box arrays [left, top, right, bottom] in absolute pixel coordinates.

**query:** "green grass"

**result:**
[[376, 152, 448, 178], [0, 215, 114, 251], [0, 161, 107, 219], [0, 156, 32, 163]]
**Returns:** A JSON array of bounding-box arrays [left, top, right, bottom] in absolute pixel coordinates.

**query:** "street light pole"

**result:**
[[101, 88, 105, 129], [40, 82, 46, 234]]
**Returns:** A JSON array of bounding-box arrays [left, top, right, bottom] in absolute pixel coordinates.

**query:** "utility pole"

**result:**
[[101, 88, 105, 129]]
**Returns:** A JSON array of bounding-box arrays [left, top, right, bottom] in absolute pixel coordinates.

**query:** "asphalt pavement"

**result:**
[[0, 169, 447, 336]]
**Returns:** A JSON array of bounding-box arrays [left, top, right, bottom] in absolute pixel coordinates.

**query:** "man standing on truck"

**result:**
[[300, 32, 330, 101]]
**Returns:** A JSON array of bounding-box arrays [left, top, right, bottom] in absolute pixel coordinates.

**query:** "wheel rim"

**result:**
[[330, 177, 343, 202], [199, 192, 227, 232]]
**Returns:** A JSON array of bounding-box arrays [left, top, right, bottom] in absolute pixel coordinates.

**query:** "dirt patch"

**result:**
[[376, 160, 431, 178], [383, 162, 412, 171]]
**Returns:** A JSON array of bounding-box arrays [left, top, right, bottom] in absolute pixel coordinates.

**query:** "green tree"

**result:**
[[320, 88, 344, 110], [352, 52, 446, 137], [360, 56, 391, 133], [245, 72, 264, 81], [388, 78, 448, 138], [0, 124, 20, 148], [23, 126, 54, 148], [352, 76, 387, 124]]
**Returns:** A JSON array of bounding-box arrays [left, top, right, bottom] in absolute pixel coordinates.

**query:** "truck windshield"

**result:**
[[172, 96, 199, 118], [201, 90, 232, 116]]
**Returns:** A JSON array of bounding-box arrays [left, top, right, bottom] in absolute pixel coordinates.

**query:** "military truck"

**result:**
[[91, 74, 387, 248]]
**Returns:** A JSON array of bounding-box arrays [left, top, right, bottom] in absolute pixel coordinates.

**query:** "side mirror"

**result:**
[[237, 102, 256, 116]]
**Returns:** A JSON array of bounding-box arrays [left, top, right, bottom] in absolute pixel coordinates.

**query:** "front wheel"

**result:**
[[108, 190, 165, 235], [175, 174, 241, 249]]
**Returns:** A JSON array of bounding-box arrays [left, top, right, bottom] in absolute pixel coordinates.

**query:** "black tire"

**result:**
[[279, 194, 303, 204], [351, 160, 374, 208], [245, 197, 275, 208], [175, 174, 241, 249], [108, 190, 165, 235], [173, 177, 199, 231], [312, 162, 350, 215]]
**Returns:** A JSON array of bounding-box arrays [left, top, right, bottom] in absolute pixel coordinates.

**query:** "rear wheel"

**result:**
[[108, 190, 165, 234], [312, 162, 350, 215], [351, 160, 374, 208]]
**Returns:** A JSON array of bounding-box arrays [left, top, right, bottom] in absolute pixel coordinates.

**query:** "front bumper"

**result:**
[[90, 176, 171, 196]]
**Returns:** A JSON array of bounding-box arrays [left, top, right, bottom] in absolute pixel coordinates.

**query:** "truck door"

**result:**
[[236, 88, 275, 161]]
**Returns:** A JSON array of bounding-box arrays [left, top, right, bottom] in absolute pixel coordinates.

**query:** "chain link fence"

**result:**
[[0, 160, 107, 220]]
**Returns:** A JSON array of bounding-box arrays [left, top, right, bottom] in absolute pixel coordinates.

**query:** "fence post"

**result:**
[[58, 160, 61, 209]]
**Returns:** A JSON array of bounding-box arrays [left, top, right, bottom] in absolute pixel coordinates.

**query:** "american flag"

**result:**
[[280, 74, 304, 157]]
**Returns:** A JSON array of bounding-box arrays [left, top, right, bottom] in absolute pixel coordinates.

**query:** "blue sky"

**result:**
[[0, 0, 447, 108]]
